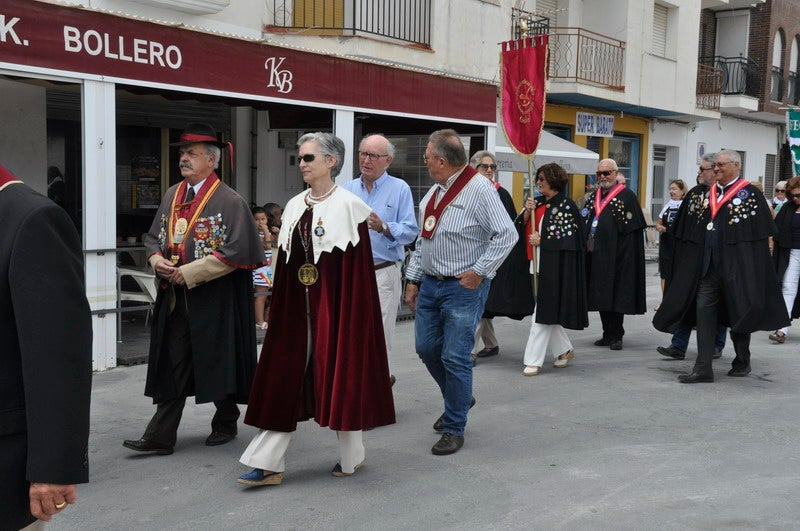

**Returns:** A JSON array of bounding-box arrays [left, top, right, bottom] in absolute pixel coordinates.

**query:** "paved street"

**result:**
[[57, 262, 800, 530]]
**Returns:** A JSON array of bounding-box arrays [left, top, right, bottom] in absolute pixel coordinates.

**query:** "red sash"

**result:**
[[0, 164, 22, 191], [168, 173, 222, 264], [420, 166, 477, 239], [593, 183, 625, 221], [709, 179, 749, 220]]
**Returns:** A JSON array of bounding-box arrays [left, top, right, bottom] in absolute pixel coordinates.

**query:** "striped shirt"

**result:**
[[406, 169, 516, 281]]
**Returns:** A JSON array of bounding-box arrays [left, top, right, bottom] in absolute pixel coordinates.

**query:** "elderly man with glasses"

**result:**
[[581, 158, 647, 351], [654, 149, 788, 383], [342, 134, 418, 384]]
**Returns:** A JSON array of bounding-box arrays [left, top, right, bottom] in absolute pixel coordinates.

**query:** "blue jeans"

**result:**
[[671, 321, 727, 353], [415, 277, 490, 437]]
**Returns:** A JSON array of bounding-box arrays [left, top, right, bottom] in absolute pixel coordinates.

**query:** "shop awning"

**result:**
[[495, 131, 599, 174]]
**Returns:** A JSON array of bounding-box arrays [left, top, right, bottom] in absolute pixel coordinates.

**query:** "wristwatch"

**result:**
[[381, 222, 389, 234], [407, 279, 422, 287]]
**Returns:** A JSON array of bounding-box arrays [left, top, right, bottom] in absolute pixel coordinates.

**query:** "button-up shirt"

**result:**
[[342, 172, 418, 263], [405, 168, 516, 281]]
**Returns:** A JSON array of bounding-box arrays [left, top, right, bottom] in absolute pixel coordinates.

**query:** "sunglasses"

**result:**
[[776, 188, 786, 193], [477, 163, 497, 170], [299, 153, 325, 163], [788, 193, 800, 199], [596, 170, 615, 177]]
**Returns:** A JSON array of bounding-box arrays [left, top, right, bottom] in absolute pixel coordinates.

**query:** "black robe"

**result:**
[[654, 183, 789, 334], [772, 203, 800, 319], [581, 186, 647, 314], [532, 193, 589, 329], [482, 186, 535, 320]]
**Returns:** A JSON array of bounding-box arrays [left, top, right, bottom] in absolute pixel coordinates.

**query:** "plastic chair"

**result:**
[[118, 266, 157, 326]]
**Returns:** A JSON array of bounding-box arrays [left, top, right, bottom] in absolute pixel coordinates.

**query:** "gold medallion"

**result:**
[[175, 218, 188, 235], [298, 263, 319, 286], [171, 254, 180, 265], [424, 215, 436, 231]]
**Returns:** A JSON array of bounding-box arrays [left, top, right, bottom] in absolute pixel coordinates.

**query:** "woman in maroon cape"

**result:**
[[236, 133, 395, 487]]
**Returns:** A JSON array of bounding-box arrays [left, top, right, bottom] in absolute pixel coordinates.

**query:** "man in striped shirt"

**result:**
[[404, 129, 516, 456]]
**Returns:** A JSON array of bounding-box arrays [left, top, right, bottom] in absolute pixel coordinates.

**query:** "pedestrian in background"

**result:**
[[251, 205, 275, 330], [469, 150, 534, 364], [773, 180, 788, 213], [655, 179, 687, 304], [1, 164, 92, 529], [342, 133, 418, 383], [769, 176, 800, 344]]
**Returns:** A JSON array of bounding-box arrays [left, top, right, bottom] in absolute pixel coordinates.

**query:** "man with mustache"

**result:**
[[123, 123, 264, 455], [581, 158, 647, 351]]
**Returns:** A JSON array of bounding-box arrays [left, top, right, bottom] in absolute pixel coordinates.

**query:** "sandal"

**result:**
[[768, 330, 786, 344]]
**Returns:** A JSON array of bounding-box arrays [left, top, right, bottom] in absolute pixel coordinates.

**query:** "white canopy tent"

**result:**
[[494, 130, 599, 175]]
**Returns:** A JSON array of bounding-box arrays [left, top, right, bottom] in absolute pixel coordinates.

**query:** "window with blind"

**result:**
[[652, 3, 668, 57]]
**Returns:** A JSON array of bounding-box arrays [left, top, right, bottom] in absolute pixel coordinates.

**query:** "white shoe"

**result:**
[[522, 365, 540, 376], [553, 349, 574, 368]]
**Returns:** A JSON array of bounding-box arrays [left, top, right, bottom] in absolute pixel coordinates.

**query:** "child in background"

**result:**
[[251, 206, 274, 330]]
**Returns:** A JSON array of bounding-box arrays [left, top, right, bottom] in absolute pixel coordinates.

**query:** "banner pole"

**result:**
[[528, 157, 538, 298]]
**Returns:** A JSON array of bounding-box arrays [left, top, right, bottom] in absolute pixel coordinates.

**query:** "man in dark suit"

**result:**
[[0, 164, 92, 529]]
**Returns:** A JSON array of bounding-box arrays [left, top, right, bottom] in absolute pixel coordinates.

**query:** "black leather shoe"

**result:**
[[657, 346, 685, 360], [431, 433, 464, 455], [594, 337, 612, 346], [476, 346, 499, 358], [206, 431, 237, 446], [727, 366, 751, 377], [433, 396, 476, 432], [713, 349, 723, 359], [123, 438, 174, 455], [609, 339, 623, 351], [678, 372, 714, 383]]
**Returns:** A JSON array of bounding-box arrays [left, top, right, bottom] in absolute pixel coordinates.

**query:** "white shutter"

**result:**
[[652, 3, 668, 56], [536, 0, 558, 21]]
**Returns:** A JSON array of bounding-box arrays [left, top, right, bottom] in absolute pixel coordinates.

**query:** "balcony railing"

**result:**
[[788, 72, 799, 106], [267, 0, 432, 47], [696, 63, 723, 111], [771, 66, 784, 101], [699, 56, 760, 97], [510, 7, 550, 40], [548, 27, 625, 90]]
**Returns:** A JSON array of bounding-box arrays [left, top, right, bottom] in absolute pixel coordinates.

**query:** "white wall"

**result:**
[[692, 117, 779, 183], [0, 79, 47, 191]]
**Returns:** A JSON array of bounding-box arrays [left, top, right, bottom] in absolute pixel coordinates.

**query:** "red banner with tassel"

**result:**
[[500, 34, 548, 158]]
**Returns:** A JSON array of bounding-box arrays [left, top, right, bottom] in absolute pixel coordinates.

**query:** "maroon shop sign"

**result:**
[[0, 0, 495, 123]]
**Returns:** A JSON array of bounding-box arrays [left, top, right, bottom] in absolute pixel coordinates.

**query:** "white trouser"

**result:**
[[523, 312, 572, 367], [240, 430, 365, 474], [472, 318, 497, 354], [780, 249, 800, 335], [375, 263, 402, 358]]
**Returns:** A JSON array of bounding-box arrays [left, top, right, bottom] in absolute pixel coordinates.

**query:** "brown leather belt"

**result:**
[[374, 261, 396, 271]]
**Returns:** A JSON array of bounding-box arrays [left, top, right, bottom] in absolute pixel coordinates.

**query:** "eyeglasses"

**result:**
[[714, 161, 733, 167], [477, 163, 497, 171], [776, 188, 786, 193], [536, 175, 546, 182], [423, 153, 438, 163], [299, 153, 325, 163], [358, 151, 389, 161], [596, 170, 615, 177], [698, 167, 713, 173]]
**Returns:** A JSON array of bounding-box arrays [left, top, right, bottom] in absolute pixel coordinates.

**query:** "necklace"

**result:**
[[307, 184, 337, 201], [296, 217, 319, 286]]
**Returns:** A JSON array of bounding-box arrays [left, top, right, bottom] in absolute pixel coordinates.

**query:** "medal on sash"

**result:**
[[314, 218, 325, 237], [590, 183, 625, 233], [706, 222, 714, 231], [424, 215, 436, 232], [174, 217, 188, 243]]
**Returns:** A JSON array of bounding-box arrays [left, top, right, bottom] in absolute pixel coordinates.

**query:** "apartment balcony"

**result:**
[[699, 55, 761, 117], [696, 63, 723, 111], [547, 27, 625, 91], [266, 0, 432, 47], [510, 7, 550, 40]]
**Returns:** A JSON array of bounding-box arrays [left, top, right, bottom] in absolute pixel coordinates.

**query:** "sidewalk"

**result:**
[[58, 262, 800, 530]]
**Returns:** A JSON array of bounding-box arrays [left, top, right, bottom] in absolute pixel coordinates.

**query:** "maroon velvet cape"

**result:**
[[244, 210, 396, 432]]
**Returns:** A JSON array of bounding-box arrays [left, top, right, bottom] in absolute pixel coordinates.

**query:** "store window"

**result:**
[[608, 133, 641, 195]]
